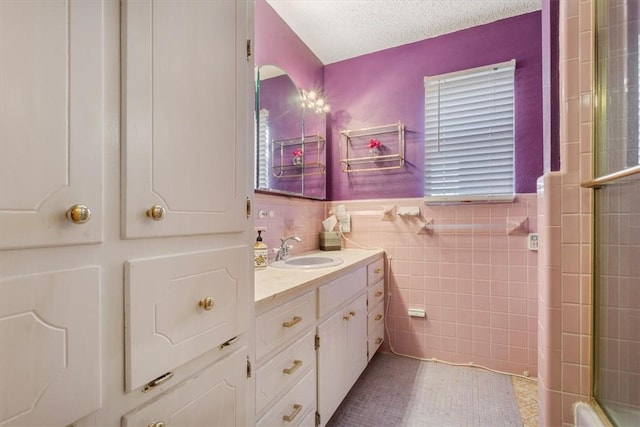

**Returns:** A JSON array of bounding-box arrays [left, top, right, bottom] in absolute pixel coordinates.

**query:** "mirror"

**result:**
[[255, 65, 326, 199]]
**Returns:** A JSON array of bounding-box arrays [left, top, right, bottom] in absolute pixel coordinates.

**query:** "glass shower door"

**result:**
[[590, 1, 640, 425]]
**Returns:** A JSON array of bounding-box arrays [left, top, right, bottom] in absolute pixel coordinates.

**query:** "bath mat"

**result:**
[[327, 352, 523, 427]]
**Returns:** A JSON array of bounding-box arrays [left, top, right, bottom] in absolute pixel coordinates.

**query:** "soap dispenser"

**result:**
[[254, 230, 268, 269]]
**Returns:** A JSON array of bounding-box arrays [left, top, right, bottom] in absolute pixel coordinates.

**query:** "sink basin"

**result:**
[[270, 255, 344, 269]]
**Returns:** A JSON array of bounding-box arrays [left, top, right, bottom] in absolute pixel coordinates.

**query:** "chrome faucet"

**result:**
[[275, 236, 302, 261]]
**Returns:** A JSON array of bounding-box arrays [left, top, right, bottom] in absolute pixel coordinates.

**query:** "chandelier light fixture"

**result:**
[[301, 90, 330, 114]]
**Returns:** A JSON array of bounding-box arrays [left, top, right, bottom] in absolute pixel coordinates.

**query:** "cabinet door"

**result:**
[[122, 347, 248, 427], [345, 293, 368, 388], [316, 293, 367, 426], [122, 0, 249, 239], [316, 308, 347, 426], [0, 267, 101, 427], [125, 247, 249, 391], [0, 0, 103, 250]]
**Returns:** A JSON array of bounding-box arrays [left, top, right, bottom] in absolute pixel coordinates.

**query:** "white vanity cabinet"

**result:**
[[366, 258, 386, 360], [255, 292, 317, 425], [254, 251, 385, 427]]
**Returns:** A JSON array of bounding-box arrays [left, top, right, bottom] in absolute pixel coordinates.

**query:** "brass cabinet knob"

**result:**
[[375, 268, 382, 274], [375, 314, 383, 321], [148, 422, 165, 427], [146, 205, 165, 221], [349, 310, 356, 317], [65, 204, 91, 224], [198, 297, 215, 311]]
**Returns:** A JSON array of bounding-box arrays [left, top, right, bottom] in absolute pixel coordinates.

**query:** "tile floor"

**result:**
[[327, 352, 531, 426], [511, 376, 539, 427]]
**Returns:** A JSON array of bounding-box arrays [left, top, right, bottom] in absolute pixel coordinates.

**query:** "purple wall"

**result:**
[[255, 0, 323, 91], [325, 12, 543, 200]]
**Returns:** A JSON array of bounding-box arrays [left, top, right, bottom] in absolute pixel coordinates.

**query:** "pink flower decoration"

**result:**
[[292, 148, 303, 158], [368, 139, 382, 149]]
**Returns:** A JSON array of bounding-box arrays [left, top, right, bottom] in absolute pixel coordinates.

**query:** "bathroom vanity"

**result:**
[[254, 249, 385, 426]]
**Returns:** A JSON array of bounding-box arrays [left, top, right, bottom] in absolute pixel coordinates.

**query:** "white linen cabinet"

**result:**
[[0, 1, 254, 426]]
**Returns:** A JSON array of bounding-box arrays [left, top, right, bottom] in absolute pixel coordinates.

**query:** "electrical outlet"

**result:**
[[528, 233, 539, 251], [339, 213, 351, 233]]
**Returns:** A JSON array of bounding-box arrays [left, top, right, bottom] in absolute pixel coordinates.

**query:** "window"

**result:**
[[424, 60, 516, 204], [256, 108, 270, 189]]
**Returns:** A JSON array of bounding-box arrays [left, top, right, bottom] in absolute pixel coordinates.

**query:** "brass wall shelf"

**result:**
[[272, 134, 326, 178], [339, 122, 405, 173]]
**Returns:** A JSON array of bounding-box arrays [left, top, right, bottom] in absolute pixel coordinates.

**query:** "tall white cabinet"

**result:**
[[0, 1, 254, 426]]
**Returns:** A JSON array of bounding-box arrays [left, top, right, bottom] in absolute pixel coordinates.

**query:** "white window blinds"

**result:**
[[256, 108, 270, 189], [424, 60, 516, 204]]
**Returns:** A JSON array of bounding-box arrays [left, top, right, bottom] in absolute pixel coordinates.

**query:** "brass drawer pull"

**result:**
[[142, 372, 174, 393], [219, 335, 239, 350], [375, 314, 383, 321], [376, 337, 383, 345], [282, 316, 302, 328], [375, 268, 382, 274], [148, 422, 165, 427], [198, 296, 215, 311], [349, 310, 356, 317], [343, 315, 351, 321], [375, 291, 383, 298], [282, 404, 302, 422], [282, 359, 303, 375]]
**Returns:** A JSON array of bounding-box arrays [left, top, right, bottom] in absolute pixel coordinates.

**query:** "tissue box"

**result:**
[[319, 231, 341, 251]]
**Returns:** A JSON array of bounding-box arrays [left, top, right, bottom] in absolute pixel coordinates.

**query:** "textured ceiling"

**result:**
[[266, 0, 541, 64]]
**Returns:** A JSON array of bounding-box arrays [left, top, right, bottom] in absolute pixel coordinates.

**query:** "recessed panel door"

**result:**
[[0, 1, 103, 249], [122, 0, 249, 238], [0, 267, 101, 427]]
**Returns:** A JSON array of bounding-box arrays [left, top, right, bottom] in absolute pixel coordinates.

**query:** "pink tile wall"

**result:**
[[328, 195, 539, 377], [253, 192, 325, 261], [539, 0, 594, 425]]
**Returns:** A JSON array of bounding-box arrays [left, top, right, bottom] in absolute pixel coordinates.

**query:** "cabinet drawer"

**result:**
[[122, 347, 248, 427], [367, 301, 385, 334], [318, 267, 366, 318], [256, 367, 316, 427], [125, 247, 249, 391], [256, 291, 316, 360], [256, 331, 315, 417], [297, 408, 317, 427], [367, 258, 384, 286], [368, 324, 385, 361], [367, 280, 385, 310]]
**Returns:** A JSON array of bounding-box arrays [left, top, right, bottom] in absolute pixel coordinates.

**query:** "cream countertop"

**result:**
[[254, 248, 384, 305]]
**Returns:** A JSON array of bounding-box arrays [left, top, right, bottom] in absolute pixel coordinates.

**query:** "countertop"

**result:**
[[254, 248, 384, 306]]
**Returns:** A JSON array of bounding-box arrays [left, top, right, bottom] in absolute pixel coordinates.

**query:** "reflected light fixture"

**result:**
[[301, 90, 330, 114]]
